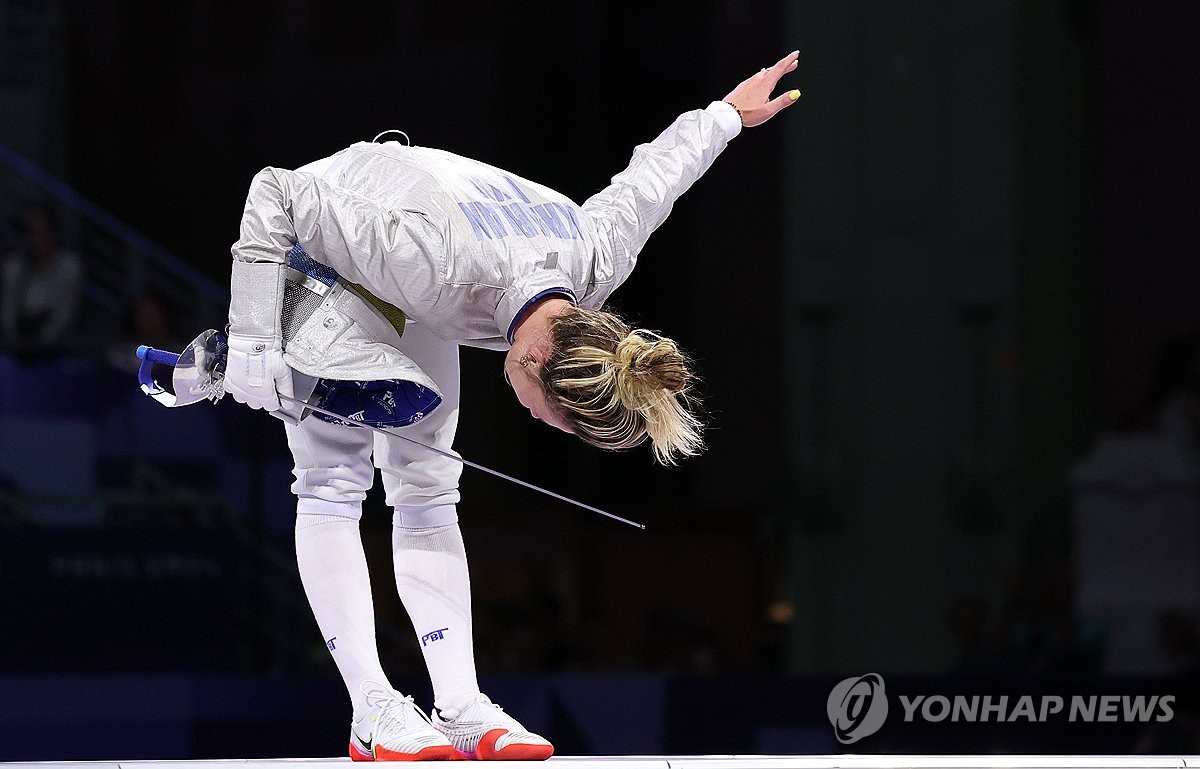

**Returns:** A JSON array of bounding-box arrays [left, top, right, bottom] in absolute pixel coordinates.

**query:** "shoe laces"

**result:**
[[452, 693, 524, 731], [471, 693, 500, 711], [361, 682, 431, 738]]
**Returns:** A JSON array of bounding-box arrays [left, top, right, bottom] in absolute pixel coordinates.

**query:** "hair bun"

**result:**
[[613, 332, 691, 404], [543, 306, 705, 465]]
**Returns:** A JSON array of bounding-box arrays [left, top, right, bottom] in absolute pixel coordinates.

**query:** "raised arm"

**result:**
[[579, 51, 801, 296]]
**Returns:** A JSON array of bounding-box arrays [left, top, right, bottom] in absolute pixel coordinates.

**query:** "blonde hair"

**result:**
[[540, 307, 704, 465]]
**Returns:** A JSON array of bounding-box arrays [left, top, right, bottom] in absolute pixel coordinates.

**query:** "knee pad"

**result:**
[[392, 503, 458, 529]]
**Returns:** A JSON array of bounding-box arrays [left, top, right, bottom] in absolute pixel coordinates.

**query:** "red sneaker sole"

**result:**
[[350, 740, 459, 761], [474, 728, 554, 761], [376, 744, 460, 761]]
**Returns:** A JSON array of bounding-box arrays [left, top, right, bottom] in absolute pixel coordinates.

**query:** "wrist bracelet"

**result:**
[[723, 101, 744, 125]]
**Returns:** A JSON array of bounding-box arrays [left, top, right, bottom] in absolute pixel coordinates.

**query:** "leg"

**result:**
[[376, 323, 552, 760], [373, 322, 478, 713], [285, 416, 387, 720], [287, 415, 456, 761]]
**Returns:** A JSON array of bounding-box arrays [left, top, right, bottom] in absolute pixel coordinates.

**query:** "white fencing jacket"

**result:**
[[227, 101, 741, 396]]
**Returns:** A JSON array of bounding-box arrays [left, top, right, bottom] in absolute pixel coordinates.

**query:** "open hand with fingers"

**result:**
[[723, 50, 801, 128]]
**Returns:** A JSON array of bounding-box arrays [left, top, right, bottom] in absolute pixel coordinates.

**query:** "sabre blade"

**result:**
[[278, 393, 646, 530], [135, 337, 644, 530]]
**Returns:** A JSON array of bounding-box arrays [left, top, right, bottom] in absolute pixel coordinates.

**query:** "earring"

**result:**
[[519, 355, 533, 368]]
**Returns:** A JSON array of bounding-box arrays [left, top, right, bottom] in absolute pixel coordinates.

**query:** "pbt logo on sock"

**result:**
[[827, 673, 889, 744]]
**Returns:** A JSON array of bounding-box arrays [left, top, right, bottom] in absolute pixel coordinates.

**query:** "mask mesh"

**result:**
[[281, 281, 323, 346]]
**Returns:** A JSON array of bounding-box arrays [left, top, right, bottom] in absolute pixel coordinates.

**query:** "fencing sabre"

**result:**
[[136, 330, 645, 529]]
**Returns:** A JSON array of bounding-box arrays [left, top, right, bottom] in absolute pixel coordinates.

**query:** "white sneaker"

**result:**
[[349, 684, 457, 762], [432, 693, 554, 761]]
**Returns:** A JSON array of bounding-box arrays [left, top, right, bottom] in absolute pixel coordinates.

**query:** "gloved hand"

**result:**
[[223, 333, 293, 411]]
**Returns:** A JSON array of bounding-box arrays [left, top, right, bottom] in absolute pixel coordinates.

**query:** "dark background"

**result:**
[[0, 0, 1198, 760]]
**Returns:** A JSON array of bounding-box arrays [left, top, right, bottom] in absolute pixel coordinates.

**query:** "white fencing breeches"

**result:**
[[284, 319, 462, 518]]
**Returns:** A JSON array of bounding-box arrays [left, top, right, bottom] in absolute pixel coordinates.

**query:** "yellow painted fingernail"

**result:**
[[789, 90, 801, 101]]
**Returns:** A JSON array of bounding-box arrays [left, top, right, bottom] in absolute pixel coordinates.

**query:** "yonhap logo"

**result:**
[[827, 673, 889, 744], [824, 675, 1175, 744]]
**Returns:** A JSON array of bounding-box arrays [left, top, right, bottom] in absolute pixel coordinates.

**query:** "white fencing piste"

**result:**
[[0, 755, 1196, 769]]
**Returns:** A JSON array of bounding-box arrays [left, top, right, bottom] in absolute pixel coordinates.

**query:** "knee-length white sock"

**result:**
[[295, 496, 389, 721], [392, 522, 480, 716]]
